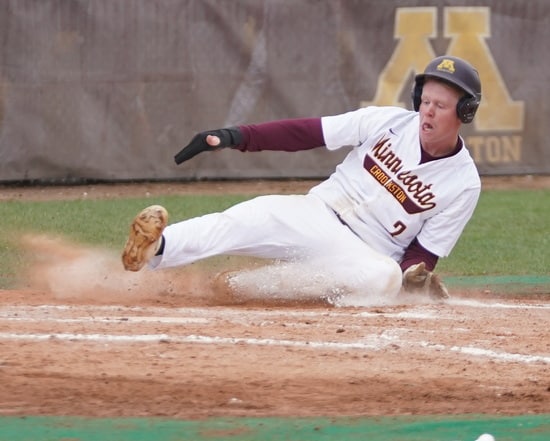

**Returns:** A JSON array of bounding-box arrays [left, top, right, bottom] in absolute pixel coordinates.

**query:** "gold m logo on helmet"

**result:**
[[437, 59, 455, 73]]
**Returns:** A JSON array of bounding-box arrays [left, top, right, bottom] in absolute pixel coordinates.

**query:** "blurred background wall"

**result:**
[[0, 0, 547, 183]]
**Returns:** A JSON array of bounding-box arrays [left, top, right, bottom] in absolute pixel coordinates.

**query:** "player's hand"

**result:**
[[402, 262, 450, 301], [174, 126, 243, 165]]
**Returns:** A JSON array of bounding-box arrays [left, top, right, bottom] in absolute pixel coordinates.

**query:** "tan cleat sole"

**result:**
[[122, 205, 168, 271]]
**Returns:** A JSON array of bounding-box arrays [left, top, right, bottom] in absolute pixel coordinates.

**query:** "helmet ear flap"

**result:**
[[456, 95, 480, 124]]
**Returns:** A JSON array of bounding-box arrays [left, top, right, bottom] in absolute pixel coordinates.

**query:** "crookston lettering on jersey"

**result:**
[[366, 136, 436, 214]]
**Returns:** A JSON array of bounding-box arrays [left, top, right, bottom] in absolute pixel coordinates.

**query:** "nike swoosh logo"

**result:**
[[389, 128, 397, 135]]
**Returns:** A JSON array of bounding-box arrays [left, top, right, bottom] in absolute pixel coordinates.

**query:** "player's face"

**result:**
[[418, 80, 462, 156]]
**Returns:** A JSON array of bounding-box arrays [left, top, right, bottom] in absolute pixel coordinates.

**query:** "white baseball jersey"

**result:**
[[309, 105, 481, 262]]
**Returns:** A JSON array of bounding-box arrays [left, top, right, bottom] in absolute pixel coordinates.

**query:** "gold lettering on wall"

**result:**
[[362, 8, 436, 108], [444, 7, 524, 131], [467, 136, 522, 164]]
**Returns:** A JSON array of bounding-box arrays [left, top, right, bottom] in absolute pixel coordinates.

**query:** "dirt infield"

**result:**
[[0, 177, 549, 419], [0, 278, 548, 419]]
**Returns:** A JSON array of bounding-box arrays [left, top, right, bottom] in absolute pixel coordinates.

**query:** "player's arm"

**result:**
[[401, 187, 480, 301], [174, 118, 325, 164], [400, 238, 438, 272]]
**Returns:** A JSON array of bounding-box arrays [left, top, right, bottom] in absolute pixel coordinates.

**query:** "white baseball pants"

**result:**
[[149, 194, 402, 298]]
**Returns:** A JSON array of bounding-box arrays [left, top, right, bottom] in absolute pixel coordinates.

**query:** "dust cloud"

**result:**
[[17, 234, 436, 307], [18, 234, 211, 306]]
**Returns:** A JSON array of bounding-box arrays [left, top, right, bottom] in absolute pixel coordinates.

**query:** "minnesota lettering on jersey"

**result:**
[[364, 137, 436, 214]]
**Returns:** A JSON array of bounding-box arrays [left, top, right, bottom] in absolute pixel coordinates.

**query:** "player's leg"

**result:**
[[223, 226, 403, 302], [207, 195, 403, 301], [217, 251, 402, 304], [122, 195, 402, 301], [153, 194, 341, 268], [307, 240, 403, 302], [123, 194, 339, 271]]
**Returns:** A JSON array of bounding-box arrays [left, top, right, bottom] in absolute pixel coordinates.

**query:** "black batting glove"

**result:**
[[174, 126, 243, 165]]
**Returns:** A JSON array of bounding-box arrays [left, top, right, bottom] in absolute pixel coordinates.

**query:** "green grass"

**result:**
[[436, 189, 549, 276], [0, 188, 548, 288]]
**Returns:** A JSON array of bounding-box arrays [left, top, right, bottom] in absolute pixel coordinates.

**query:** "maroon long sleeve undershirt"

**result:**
[[237, 118, 325, 152], [400, 238, 438, 272], [235, 117, 439, 272]]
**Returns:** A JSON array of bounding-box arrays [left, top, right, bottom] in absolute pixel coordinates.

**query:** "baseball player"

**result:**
[[122, 55, 482, 302]]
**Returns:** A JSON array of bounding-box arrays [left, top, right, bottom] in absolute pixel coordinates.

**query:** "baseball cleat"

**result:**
[[122, 205, 168, 271]]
